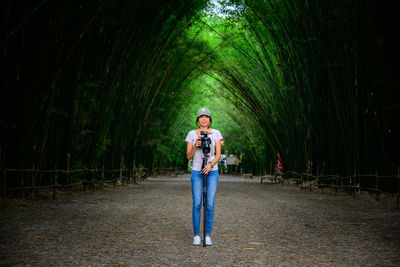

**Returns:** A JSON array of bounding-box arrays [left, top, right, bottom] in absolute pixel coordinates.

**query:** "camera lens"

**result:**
[[201, 137, 210, 153]]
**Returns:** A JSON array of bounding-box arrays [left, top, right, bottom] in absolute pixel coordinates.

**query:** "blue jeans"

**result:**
[[191, 170, 219, 236]]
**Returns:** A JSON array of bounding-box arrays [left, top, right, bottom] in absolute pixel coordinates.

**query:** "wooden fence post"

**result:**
[[120, 167, 122, 186], [101, 165, 104, 190], [37, 170, 41, 199], [32, 164, 35, 200], [92, 167, 95, 191], [53, 167, 57, 200], [113, 168, 116, 188], [66, 154, 71, 186], [375, 170, 379, 201], [269, 161, 272, 175], [2, 169, 6, 211], [319, 174, 323, 194], [397, 167, 399, 210]]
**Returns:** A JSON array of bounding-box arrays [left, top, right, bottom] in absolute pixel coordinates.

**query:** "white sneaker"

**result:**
[[205, 236, 213, 246], [193, 236, 201, 245]]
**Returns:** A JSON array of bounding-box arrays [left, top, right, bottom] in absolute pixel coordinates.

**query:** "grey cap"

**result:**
[[197, 107, 211, 118]]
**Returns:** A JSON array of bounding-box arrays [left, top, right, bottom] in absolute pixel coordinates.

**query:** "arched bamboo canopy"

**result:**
[[1, 0, 399, 191]]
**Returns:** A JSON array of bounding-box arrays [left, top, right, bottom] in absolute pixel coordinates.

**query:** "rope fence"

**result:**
[[1, 167, 147, 202], [5, 163, 397, 208], [1, 165, 187, 203], [278, 170, 400, 209]]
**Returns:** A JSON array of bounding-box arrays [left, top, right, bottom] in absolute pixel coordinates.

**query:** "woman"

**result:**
[[185, 107, 223, 246]]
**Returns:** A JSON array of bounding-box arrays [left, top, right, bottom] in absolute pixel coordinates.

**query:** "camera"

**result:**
[[200, 131, 212, 155]]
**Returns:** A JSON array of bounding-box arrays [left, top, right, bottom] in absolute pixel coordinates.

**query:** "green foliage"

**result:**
[[1, 0, 209, 175], [182, 0, 399, 176]]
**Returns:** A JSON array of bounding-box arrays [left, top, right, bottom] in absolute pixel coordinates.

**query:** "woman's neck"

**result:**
[[199, 126, 210, 132]]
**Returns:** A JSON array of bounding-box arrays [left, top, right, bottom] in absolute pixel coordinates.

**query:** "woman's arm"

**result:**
[[186, 138, 201, 160], [212, 140, 222, 165], [202, 140, 222, 174]]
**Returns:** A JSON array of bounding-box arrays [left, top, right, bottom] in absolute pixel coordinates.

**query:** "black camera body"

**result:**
[[200, 131, 212, 155]]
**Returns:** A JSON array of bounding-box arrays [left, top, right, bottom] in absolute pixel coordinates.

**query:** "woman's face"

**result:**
[[199, 115, 210, 127]]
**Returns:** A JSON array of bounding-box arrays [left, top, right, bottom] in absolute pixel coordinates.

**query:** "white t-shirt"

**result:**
[[185, 129, 223, 171]]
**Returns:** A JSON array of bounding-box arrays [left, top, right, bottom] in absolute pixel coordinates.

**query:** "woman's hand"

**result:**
[[195, 138, 201, 148], [202, 163, 213, 175], [187, 137, 203, 160]]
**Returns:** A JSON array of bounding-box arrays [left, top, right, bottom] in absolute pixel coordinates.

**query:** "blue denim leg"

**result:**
[[191, 170, 219, 236], [205, 170, 219, 235], [191, 171, 202, 236]]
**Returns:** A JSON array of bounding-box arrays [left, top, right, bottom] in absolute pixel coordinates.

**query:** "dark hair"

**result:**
[[196, 116, 212, 128]]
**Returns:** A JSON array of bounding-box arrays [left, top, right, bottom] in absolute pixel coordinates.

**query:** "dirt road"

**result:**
[[1, 174, 399, 266]]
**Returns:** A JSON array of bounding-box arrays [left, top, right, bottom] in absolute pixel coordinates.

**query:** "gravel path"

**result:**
[[1, 174, 399, 266]]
